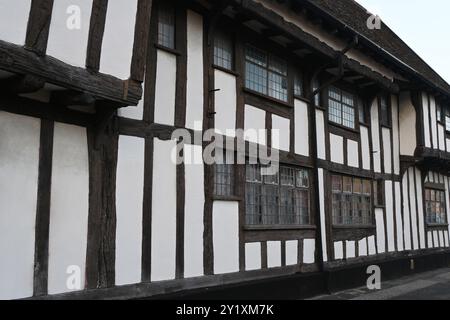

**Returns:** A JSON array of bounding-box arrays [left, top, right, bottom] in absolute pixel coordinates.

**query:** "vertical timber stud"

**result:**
[[25, 0, 54, 55], [85, 112, 119, 289], [33, 120, 54, 296], [130, 0, 154, 82], [86, 0, 108, 71]]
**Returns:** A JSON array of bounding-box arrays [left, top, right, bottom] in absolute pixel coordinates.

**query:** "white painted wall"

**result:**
[[402, 171, 412, 250], [100, 0, 137, 79], [47, 0, 93, 67], [48, 123, 89, 294], [371, 99, 381, 172], [391, 95, 400, 174], [346, 241, 355, 259], [385, 181, 395, 252], [318, 168, 327, 261], [151, 138, 177, 281], [382, 128, 392, 174], [118, 83, 144, 120], [294, 99, 309, 156], [360, 125, 371, 170], [214, 69, 237, 137], [438, 124, 446, 151], [154, 50, 177, 126], [0, 0, 31, 45], [422, 92, 431, 148], [245, 242, 261, 271], [244, 105, 266, 145], [115, 135, 145, 286], [0, 112, 40, 300], [272, 115, 290, 152], [285, 240, 298, 266], [303, 239, 315, 264], [213, 201, 239, 274], [334, 241, 343, 260], [394, 182, 404, 251], [445, 177, 450, 243], [347, 139, 359, 168], [399, 92, 417, 156], [358, 238, 367, 256], [184, 145, 205, 278], [375, 208, 385, 254], [330, 134, 344, 164], [186, 10, 204, 130], [408, 168, 419, 250], [368, 236, 376, 255], [429, 96, 438, 149], [267, 241, 282, 268], [415, 168, 426, 249], [316, 110, 326, 160]]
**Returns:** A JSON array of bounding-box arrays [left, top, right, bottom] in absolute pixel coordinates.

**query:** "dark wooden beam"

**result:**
[[130, 0, 154, 82], [86, 0, 109, 71], [25, 0, 54, 55], [0, 40, 142, 105], [0, 74, 45, 93], [50, 90, 96, 107]]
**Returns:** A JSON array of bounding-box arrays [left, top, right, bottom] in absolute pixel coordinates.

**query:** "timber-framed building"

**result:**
[[1, 0, 450, 299]]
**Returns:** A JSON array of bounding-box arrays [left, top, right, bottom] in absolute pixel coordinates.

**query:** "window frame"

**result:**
[[379, 94, 392, 127], [156, 1, 176, 51], [213, 149, 238, 200], [424, 186, 448, 226], [327, 85, 358, 130], [245, 163, 312, 228], [244, 44, 290, 103], [212, 28, 235, 72]]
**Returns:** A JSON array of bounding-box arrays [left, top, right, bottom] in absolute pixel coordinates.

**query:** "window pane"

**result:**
[[294, 189, 310, 224], [313, 79, 320, 106], [343, 176, 352, 193], [268, 55, 287, 75], [296, 169, 309, 188], [157, 3, 175, 49], [245, 62, 267, 95], [342, 104, 355, 129], [446, 115, 450, 132], [380, 95, 390, 126], [214, 164, 234, 196], [332, 175, 342, 191], [358, 97, 365, 123], [268, 71, 288, 102], [294, 72, 303, 96], [262, 184, 279, 224], [214, 32, 233, 70], [329, 99, 342, 125], [280, 167, 295, 186], [245, 46, 267, 67], [263, 170, 279, 185], [246, 164, 262, 183], [246, 182, 262, 225]]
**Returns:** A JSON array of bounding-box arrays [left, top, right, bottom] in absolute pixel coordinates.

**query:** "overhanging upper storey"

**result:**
[[0, 0, 153, 109]]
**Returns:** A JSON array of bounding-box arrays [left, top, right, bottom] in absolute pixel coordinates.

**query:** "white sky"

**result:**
[[355, 0, 450, 84]]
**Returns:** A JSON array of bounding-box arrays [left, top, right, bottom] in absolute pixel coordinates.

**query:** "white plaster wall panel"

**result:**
[[433, 231, 439, 248], [346, 241, 356, 259], [100, 0, 138, 79], [0, 112, 40, 300], [382, 128, 392, 174], [154, 50, 177, 125], [118, 82, 144, 120], [272, 115, 290, 152], [330, 133, 344, 164], [0, 0, 31, 45], [438, 124, 446, 151], [214, 70, 237, 137], [267, 241, 282, 268], [151, 138, 177, 281], [347, 139, 359, 168], [394, 182, 404, 251], [402, 172, 412, 250], [213, 201, 239, 274], [186, 10, 204, 130], [415, 168, 426, 249], [244, 105, 266, 145], [316, 110, 326, 159], [368, 236, 376, 255], [303, 239, 315, 264], [439, 231, 445, 248], [391, 95, 400, 174], [375, 208, 385, 254], [444, 232, 449, 247], [429, 96, 438, 149], [245, 242, 261, 271], [285, 240, 298, 266], [427, 231, 434, 248], [294, 99, 309, 156], [184, 145, 205, 278], [115, 136, 145, 286], [422, 93, 431, 148], [399, 92, 417, 155], [334, 242, 343, 260], [360, 126, 371, 170], [48, 123, 89, 294], [384, 181, 395, 252], [370, 99, 381, 172], [408, 168, 419, 250], [47, 0, 92, 67], [358, 238, 367, 256], [318, 169, 327, 261], [447, 139, 450, 152]]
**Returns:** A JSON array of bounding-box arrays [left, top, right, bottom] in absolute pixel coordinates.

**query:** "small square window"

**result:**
[[214, 31, 233, 70], [157, 3, 175, 49]]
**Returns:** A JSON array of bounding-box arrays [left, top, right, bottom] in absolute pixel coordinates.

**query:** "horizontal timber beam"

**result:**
[[0, 40, 143, 106]]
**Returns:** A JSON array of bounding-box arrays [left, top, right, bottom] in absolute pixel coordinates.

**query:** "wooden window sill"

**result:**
[[154, 44, 181, 56], [244, 225, 316, 231], [212, 65, 240, 77], [243, 88, 293, 109]]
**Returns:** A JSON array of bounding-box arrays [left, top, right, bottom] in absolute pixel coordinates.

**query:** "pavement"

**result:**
[[310, 267, 450, 300]]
